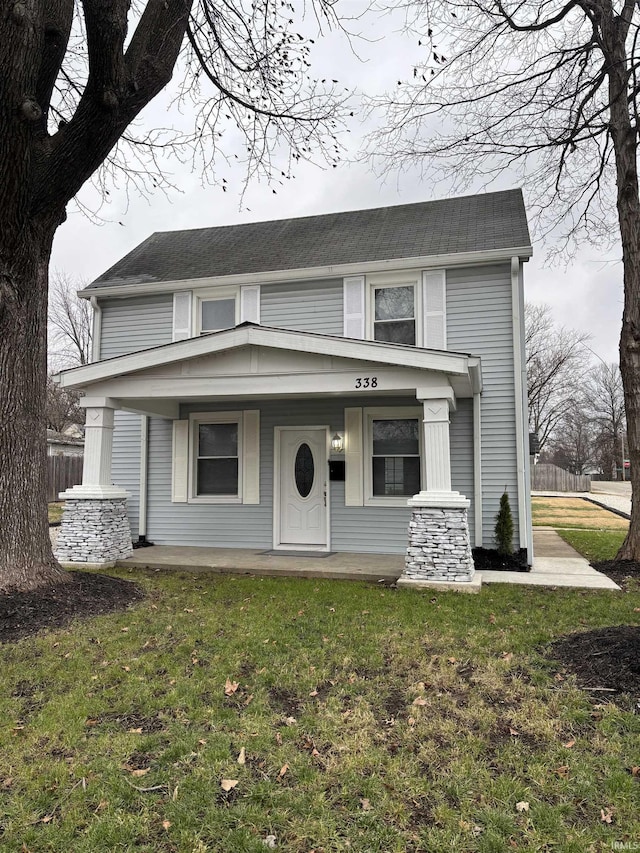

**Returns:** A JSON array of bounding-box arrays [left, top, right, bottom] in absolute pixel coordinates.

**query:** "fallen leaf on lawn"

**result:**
[[263, 836, 277, 849], [509, 728, 519, 736], [237, 747, 246, 765], [2, 778, 13, 789], [128, 728, 143, 734], [183, 608, 194, 613], [408, 717, 416, 727], [85, 719, 98, 727], [191, 658, 198, 665], [501, 652, 513, 662], [130, 768, 150, 778], [123, 666, 131, 672], [278, 764, 289, 778], [329, 607, 335, 612], [447, 657, 457, 664], [121, 627, 129, 633], [631, 766, 640, 776], [489, 614, 496, 624], [311, 748, 320, 757], [284, 716, 297, 726], [555, 765, 569, 777], [563, 739, 576, 749], [600, 808, 614, 824], [162, 820, 171, 830], [244, 694, 254, 706], [472, 826, 483, 837], [360, 797, 372, 811], [220, 779, 238, 792], [224, 678, 239, 696], [41, 815, 53, 824], [309, 690, 319, 697], [515, 801, 529, 812], [198, 739, 207, 745], [412, 697, 428, 707], [275, 732, 283, 745]]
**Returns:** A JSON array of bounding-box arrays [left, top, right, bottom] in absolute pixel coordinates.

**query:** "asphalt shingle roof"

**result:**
[[88, 189, 530, 289]]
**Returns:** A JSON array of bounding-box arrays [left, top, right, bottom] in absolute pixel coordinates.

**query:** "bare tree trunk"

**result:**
[[0, 223, 70, 592], [605, 12, 640, 561]]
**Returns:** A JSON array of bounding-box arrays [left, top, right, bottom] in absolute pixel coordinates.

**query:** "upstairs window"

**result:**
[[373, 284, 416, 345], [200, 296, 237, 333]]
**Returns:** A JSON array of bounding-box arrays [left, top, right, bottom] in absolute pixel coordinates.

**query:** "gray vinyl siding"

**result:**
[[100, 294, 173, 359], [111, 410, 142, 540], [450, 398, 475, 543], [145, 397, 417, 553], [446, 264, 519, 545], [260, 279, 343, 336]]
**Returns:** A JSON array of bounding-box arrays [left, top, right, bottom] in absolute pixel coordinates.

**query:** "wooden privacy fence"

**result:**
[[47, 455, 83, 502], [531, 463, 591, 493]]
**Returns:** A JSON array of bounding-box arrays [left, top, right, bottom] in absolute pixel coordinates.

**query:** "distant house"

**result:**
[[46, 428, 84, 457], [55, 189, 533, 587]]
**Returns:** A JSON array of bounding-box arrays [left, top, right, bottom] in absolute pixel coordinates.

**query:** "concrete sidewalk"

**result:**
[[479, 527, 620, 590]]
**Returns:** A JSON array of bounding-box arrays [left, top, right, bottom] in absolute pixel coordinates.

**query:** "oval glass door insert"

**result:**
[[294, 443, 315, 498]]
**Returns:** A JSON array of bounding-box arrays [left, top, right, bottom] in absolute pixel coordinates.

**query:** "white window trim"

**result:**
[[194, 287, 240, 336], [365, 271, 423, 347], [363, 406, 423, 507], [188, 411, 243, 504]]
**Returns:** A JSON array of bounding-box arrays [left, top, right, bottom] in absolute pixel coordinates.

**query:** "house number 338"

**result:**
[[355, 377, 378, 389]]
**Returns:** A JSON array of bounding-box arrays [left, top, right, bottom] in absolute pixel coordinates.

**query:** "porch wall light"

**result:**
[[331, 432, 344, 454]]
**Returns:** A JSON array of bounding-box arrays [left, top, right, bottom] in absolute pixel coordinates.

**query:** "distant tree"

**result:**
[[547, 402, 595, 475], [0, 1, 349, 593], [525, 304, 590, 450], [48, 274, 92, 368], [586, 362, 626, 480], [45, 376, 83, 434]]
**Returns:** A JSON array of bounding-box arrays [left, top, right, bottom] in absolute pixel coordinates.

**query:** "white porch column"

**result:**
[[55, 398, 133, 567], [398, 392, 478, 591]]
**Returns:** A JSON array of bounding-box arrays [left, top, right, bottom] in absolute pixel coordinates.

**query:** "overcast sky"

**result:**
[[51, 4, 623, 366]]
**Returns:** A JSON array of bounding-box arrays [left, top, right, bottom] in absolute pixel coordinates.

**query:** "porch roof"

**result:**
[[57, 324, 482, 414]]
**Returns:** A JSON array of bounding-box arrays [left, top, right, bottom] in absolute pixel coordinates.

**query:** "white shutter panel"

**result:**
[[240, 285, 261, 324], [343, 275, 365, 339], [344, 407, 364, 506], [171, 420, 189, 503], [242, 410, 260, 504], [173, 291, 193, 341], [422, 270, 447, 349]]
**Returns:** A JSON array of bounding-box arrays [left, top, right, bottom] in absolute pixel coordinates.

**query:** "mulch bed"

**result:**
[[550, 625, 640, 700], [472, 547, 529, 571], [593, 558, 640, 590], [549, 559, 640, 701], [0, 572, 144, 644]]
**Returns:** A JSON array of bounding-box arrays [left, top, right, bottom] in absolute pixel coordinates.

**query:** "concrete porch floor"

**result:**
[[116, 528, 620, 590]]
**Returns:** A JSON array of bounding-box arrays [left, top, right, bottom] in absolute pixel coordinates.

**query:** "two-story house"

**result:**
[[55, 189, 532, 588]]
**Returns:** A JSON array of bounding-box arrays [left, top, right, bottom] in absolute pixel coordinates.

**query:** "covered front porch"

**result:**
[[113, 526, 619, 590], [56, 324, 484, 588]]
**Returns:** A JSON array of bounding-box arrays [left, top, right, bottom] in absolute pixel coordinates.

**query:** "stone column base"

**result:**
[[400, 492, 476, 588], [55, 488, 133, 567]]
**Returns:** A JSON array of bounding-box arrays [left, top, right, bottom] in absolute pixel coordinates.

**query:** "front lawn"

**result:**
[[1, 571, 639, 852], [48, 502, 65, 524], [556, 529, 627, 564]]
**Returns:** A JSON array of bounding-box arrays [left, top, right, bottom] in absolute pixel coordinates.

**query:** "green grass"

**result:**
[[557, 529, 627, 564], [48, 502, 64, 524], [1, 570, 639, 852]]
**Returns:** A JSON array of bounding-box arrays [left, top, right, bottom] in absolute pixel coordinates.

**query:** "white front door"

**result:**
[[278, 428, 328, 548]]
